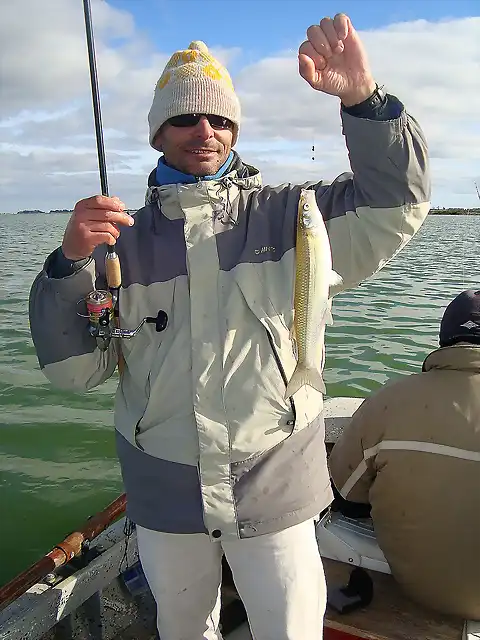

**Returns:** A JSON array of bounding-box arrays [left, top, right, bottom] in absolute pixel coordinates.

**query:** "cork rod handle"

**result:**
[[105, 252, 122, 289]]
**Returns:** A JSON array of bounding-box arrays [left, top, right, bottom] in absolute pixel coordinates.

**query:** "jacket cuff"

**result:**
[[45, 247, 92, 279], [342, 93, 404, 121], [40, 255, 97, 304]]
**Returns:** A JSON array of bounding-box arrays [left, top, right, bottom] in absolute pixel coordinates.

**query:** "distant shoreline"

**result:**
[[10, 209, 138, 215], [429, 208, 480, 216], [3, 208, 480, 216]]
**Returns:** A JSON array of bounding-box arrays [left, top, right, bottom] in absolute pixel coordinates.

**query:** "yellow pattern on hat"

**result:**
[[148, 41, 241, 149]]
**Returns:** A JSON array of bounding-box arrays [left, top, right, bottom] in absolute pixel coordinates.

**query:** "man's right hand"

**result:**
[[61, 195, 135, 260]]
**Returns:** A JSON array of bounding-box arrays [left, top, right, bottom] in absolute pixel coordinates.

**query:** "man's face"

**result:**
[[154, 114, 234, 176]]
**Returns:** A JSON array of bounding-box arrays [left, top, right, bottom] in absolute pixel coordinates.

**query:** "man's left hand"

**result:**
[[298, 13, 376, 107]]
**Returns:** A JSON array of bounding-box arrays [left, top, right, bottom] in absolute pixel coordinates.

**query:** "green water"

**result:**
[[0, 212, 478, 587]]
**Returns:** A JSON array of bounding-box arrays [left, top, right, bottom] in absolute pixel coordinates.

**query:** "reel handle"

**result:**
[[145, 310, 168, 333]]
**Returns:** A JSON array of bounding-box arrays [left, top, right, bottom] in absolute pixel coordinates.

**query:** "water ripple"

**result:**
[[1, 213, 480, 584]]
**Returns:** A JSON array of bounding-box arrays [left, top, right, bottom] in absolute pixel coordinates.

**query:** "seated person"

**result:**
[[328, 289, 480, 621]]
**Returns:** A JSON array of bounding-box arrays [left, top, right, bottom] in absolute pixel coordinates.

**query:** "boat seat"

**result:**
[[464, 620, 480, 640], [316, 510, 391, 575], [317, 510, 477, 636]]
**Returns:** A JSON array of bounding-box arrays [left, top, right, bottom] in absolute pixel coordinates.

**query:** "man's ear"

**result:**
[[152, 130, 163, 152], [153, 124, 166, 152]]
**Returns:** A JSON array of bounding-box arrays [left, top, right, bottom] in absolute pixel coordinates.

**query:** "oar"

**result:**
[[82, 0, 124, 373], [0, 493, 126, 611]]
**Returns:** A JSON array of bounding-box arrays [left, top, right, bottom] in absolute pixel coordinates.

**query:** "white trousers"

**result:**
[[136, 519, 326, 640]]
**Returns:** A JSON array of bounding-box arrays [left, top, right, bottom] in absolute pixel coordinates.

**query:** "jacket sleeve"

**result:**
[[28, 245, 119, 392], [307, 94, 431, 296], [328, 398, 378, 504]]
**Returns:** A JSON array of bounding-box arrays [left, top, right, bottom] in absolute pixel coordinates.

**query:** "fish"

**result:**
[[285, 188, 343, 399]]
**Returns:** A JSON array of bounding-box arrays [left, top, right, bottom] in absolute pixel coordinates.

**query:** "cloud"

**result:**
[[0, 1, 479, 213], [233, 17, 480, 202], [2, 2, 115, 116]]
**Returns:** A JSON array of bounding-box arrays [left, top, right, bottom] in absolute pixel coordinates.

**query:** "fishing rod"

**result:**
[[82, 0, 123, 365], [80, 0, 169, 359], [82, 0, 121, 297]]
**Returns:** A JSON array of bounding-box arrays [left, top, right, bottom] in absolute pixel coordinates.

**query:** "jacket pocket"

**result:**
[[127, 332, 156, 450], [134, 416, 145, 450], [229, 265, 310, 438], [119, 282, 178, 449], [263, 325, 297, 434]]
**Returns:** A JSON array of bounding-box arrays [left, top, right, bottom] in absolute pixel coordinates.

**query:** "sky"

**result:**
[[1, 0, 479, 213]]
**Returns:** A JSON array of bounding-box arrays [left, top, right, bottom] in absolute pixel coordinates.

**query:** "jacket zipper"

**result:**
[[265, 328, 297, 429]]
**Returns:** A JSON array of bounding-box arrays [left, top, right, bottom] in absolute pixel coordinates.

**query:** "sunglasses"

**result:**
[[167, 113, 234, 130]]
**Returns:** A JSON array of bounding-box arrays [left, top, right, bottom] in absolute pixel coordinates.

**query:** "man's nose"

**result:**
[[193, 116, 214, 138]]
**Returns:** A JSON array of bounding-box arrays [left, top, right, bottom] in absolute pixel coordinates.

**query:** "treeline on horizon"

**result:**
[[429, 207, 480, 215], [13, 208, 136, 214]]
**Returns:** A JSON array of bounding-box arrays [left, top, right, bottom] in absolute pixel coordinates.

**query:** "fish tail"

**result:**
[[285, 364, 326, 399]]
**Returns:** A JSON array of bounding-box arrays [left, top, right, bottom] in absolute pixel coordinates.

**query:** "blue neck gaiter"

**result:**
[[155, 151, 234, 186]]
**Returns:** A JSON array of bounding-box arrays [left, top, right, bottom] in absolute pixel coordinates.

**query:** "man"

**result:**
[[329, 289, 480, 621], [29, 13, 431, 640]]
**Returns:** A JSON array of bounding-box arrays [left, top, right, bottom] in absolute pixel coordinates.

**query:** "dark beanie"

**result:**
[[439, 289, 480, 347]]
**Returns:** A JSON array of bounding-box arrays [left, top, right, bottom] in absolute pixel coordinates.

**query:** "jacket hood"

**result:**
[[422, 344, 480, 373]]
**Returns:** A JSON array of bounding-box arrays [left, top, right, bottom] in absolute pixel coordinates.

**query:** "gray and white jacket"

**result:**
[[29, 105, 431, 542]]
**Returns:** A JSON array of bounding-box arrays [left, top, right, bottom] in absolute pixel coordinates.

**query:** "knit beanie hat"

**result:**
[[148, 40, 241, 150], [439, 289, 480, 347]]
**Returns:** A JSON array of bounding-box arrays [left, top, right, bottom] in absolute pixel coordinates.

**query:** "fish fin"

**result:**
[[320, 301, 334, 326], [289, 318, 296, 340], [289, 319, 298, 358], [330, 270, 343, 287], [285, 365, 326, 399], [292, 340, 298, 361]]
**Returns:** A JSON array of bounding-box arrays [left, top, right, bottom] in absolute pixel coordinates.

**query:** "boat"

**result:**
[[0, 397, 473, 640]]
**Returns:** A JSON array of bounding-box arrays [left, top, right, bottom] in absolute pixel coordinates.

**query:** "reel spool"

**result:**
[[77, 290, 168, 351]]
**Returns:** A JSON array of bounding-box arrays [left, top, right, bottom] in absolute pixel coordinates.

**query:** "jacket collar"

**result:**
[[422, 344, 480, 373], [143, 150, 262, 234], [144, 150, 262, 206]]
